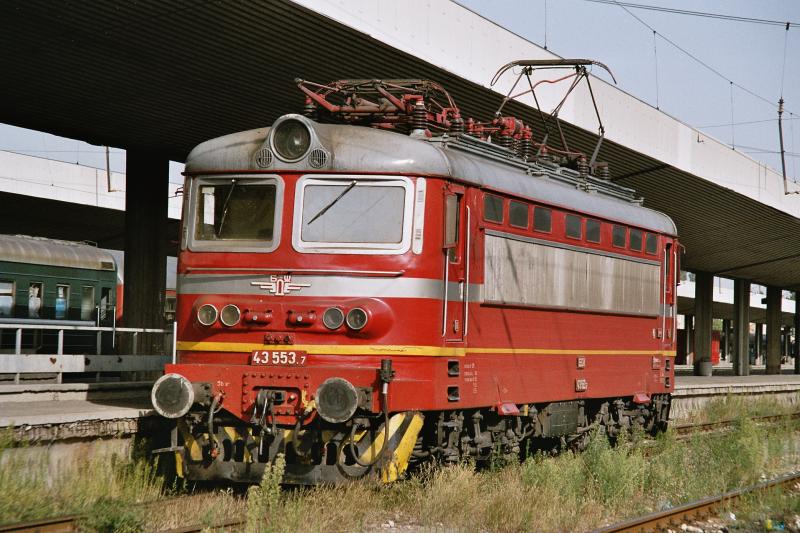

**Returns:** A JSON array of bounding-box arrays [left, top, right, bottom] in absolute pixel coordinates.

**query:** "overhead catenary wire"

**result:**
[[699, 115, 799, 129], [606, 0, 796, 115], [730, 82, 735, 149], [652, 30, 659, 110], [583, 0, 800, 28], [544, 0, 548, 50], [781, 25, 791, 95]]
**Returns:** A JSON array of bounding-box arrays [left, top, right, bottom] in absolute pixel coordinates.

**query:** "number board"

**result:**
[[251, 350, 307, 366]]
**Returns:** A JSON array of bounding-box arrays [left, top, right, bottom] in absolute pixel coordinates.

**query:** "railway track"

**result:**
[[594, 471, 800, 533], [1, 413, 797, 533], [672, 411, 800, 439], [0, 516, 79, 533]]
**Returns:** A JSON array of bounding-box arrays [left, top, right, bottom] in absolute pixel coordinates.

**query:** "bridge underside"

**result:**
[[0, 0, 799, 288]]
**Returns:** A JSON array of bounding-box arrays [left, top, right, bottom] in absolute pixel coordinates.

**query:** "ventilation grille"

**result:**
[[254, 148, 273, 168], [308, 148, 328, 169]]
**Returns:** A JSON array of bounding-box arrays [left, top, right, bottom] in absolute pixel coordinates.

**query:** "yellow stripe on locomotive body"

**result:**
[[177, 340, 676, 357]]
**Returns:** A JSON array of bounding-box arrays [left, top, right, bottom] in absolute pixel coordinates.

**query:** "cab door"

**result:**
[[443, 187, 468, 342]]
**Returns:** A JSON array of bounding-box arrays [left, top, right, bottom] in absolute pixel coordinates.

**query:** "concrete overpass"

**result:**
[[0, 0, 798, 372]]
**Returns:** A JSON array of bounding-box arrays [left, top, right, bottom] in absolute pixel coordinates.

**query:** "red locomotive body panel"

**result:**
[[169, 171, 676, 423]]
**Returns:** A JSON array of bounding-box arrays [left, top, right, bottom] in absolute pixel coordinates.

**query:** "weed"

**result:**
[[78, 498, 144, 533], [245, 454, 286, 533]]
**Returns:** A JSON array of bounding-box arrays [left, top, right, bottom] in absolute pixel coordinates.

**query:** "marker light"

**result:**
[[322, 307, 345, 330], [197, 304, 218, 326], [346, 307, 368, 331], [272, 119, 311, 161], [220, 304, 242, 327]]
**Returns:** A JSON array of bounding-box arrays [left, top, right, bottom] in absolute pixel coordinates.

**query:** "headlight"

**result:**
[[220, 304, 241, 327], [197, 304, 218, 326], [346, 307, 368, 331], [322, 307, 345, 330], [272, 119, 311, 161]]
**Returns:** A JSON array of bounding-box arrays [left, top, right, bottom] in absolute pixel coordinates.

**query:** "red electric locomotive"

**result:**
[[151, 63, 678, 484]]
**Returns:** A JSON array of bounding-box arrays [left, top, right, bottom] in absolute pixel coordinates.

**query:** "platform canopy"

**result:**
[[1, 0, 800, 288]]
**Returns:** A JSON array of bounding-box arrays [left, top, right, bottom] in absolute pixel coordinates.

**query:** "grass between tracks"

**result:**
[[1, 414, 799, 532]]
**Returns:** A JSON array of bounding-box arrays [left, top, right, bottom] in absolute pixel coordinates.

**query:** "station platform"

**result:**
[[671, 366, 800, 421], [1, 371, 798, 441], [0, 381, 161, 441]]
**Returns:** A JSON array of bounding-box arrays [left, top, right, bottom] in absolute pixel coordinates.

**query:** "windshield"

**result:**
[[194, 179, 277, 242], [301, 182, 406, 244]]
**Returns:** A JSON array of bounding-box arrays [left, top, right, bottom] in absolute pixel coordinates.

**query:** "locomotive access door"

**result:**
[[443, 188, 468, 342]]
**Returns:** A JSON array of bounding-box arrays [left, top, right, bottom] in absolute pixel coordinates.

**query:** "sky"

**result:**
[[458, 0, 800, 180], [0, 0, 797, 185]]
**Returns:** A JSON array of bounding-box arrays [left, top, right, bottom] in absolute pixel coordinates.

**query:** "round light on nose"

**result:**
[[316, 377, 359, 423], [272, 119, 311, 161], [220, 304, 241, 327], [322, 307, 345, 330], [197, 304, 218, 326], [151, 373, 195, 419], [346, 307, 368, 331]]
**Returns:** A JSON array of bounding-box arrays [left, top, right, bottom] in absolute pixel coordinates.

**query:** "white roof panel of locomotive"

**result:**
[[185, 118, 676, 236]]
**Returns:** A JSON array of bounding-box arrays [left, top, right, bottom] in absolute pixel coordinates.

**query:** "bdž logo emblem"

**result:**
[[251, 275, 310, 296]]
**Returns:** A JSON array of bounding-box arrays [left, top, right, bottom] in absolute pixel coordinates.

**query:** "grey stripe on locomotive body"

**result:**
[[184, 117, 676, 236]]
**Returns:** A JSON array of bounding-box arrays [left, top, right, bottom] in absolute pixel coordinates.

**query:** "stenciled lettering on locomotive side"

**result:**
[[251, 275, 311, 296], [462, 362, 479, 394]]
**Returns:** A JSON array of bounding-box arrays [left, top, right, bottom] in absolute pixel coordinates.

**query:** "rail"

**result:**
[[594, 472, 800, 533]]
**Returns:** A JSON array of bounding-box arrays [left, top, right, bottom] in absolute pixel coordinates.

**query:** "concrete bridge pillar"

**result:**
[[795, 294, 800, 374], [755, 323, 763, 363], [766, 286, 782, 375], [123, 151, 168, 355], [693, 271, 713, 375], [733, 279, 750, 376]]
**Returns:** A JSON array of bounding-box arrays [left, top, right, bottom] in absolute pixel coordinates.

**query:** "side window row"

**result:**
[[483, 193, 658, 254], [0, 281, 103, 320]]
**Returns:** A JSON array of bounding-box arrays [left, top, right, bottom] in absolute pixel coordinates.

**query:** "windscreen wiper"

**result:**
[[216, 179, 237, 237], [306, 179, 358, 225]]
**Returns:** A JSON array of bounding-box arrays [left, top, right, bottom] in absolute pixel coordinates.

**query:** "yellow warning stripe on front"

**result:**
[[176, 341, 676, 358]]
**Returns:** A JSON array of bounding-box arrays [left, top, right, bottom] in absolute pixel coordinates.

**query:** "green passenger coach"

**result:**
[[0, 234, 118, 354]]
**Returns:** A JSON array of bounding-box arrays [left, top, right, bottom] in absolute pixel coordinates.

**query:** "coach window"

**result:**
[[565, 214, 582, 239], [629, 228, 643, 251], [533, 207, 552, 232], [0, 281, 13, 317], [586, 219, 601, 243], [55, 285, 70, 320], [100, 287, 112, 322], [612, 225, 626, 248], [28, 283, 42, 319], [509, 201, 529, 229], [645, 233, 658, 255], [484, 194, 503, 223], [81, 286, 95, 321]]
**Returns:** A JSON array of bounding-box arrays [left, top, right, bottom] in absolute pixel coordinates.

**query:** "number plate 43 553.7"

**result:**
[[251, 350, 307, 366]]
